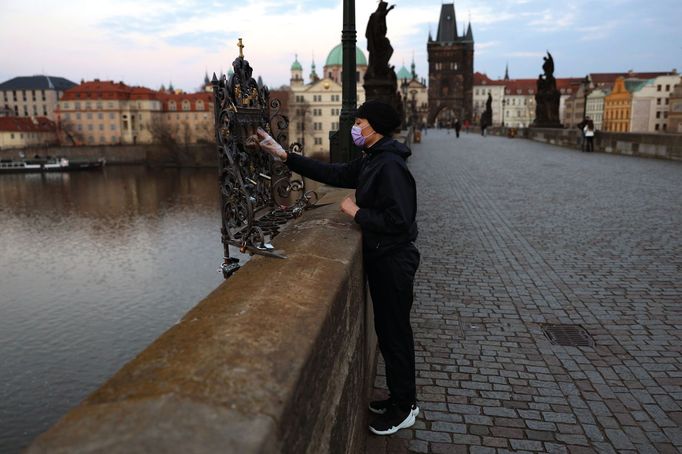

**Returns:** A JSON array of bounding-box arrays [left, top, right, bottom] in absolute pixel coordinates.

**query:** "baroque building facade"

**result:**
[[427, 3, 474, 126], [56, 79, 213, 146], [288, 47, 367, 158]]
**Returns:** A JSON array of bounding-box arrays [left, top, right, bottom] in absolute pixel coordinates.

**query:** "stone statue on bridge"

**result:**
[[366, 1, 395, 80], [533, 51, 562, 128], [363, 1, 402, 125], [480, 93, 493, 134]]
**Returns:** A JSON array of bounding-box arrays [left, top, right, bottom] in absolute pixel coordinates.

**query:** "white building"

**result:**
[[0, 75, 76, 121], [630, 73, 681, 133], [585, 87, 609, 130]]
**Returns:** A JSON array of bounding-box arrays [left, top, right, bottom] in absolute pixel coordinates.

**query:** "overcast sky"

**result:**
[[1, 0, 680, 92]]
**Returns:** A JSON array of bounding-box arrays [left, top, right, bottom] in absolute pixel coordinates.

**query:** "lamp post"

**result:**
[[330, 0, 357, 163], [400, 78, 409, 127], [502, 98, 506, 127], [581, 75, 590, 121]]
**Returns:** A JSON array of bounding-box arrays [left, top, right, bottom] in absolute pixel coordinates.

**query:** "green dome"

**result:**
[[397, 66, 412, 80], [291, 56, 302, 71], [325, 44, 367, 67]]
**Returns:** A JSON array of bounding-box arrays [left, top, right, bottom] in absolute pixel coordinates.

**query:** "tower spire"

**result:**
[[504, 63, 510, 81]]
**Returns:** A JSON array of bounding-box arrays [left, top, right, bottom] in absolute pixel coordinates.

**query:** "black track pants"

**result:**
[[366, 243, 420, 408]]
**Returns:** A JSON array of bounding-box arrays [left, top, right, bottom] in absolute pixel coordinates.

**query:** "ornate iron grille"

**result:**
[[213, 39, 312, 278]]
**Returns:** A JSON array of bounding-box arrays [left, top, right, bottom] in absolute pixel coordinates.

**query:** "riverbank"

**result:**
[[0, 144, 217, 167]]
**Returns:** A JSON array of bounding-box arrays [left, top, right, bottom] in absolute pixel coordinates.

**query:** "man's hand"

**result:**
[[340, 196, 359, 218], [256, 128, 287, 161]]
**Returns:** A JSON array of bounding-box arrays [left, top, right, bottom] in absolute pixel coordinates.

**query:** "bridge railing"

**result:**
[[27, 187, 377, 454]]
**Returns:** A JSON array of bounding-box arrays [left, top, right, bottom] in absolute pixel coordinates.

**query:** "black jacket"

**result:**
[[285, 137, 418, 259]]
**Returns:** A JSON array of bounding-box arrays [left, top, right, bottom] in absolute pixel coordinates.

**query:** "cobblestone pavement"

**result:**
[[365, 130, 682, 454]]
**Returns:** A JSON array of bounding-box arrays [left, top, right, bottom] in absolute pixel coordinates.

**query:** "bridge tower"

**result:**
[[427, 3, 474, 126]]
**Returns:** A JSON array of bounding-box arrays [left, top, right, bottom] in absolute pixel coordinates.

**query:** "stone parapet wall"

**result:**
[[488, 127, 682, 161], [27, 188, 376, 454], [0, 144, 217, 167]]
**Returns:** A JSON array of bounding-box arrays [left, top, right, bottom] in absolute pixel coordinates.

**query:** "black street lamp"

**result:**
[[581, 75, 590, 120], [330, 0, 358, 163]]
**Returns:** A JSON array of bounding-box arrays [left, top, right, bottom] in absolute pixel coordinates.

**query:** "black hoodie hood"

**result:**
[[366, 136, 412, 160]]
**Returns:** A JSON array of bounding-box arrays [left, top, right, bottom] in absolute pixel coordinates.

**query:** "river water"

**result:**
[[0, 166, 245, 453]]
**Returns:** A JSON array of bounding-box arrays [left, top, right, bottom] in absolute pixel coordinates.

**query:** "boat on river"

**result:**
[[0, 157, 106, 173]]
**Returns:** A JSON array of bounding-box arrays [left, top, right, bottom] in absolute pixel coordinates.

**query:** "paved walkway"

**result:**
[[366, 130, 682, 454]]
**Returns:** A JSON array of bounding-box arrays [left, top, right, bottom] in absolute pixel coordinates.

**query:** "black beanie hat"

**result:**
[[356, 99, 401, 135]]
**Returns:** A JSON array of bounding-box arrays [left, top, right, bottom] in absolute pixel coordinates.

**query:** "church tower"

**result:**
[[290, 54, 304, 87], [427, 3, 474, 125]]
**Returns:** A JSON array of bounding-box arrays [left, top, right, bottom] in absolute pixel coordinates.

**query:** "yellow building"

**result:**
[[157, 90, 213, 145], [56, 80, 214, 146], [57, 80, 162, 145], [603, 77, 647, 132]]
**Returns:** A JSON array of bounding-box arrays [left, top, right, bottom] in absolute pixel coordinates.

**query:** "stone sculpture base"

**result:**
[[363, 78, 403, 125]]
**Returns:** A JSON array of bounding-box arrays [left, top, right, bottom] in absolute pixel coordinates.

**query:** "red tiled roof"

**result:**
[[157, 92, 213, 112], [499, 78, 583, 95], [474, 72, 502, 86], [61, 80, 133, 101], [0, 116, 56, 132]]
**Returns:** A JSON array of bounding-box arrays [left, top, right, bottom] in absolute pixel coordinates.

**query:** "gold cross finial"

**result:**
[[237, 38, 245, 58]]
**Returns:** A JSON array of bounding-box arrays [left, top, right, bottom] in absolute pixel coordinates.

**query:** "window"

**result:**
[[112, 136, 117, 142], [100, 136, 106, 143], [109, 112, 115, 119], [666, 98, 669, 105], [169, 101, 176, 111], [88, 124, 93, 131], [111, 124, 116, 131], [656, 112, 661, 118], [657, 85, 662, 92], [97, 101, 103, 109], [108, 102, 114, 108], [22, 90, 26, 101], [655, 124, 660, 130], [41, 90, 46, 101], [75, 102, 81, 110], [43, 105, 47, 116], [77, 124, 82, 131], [87, 112, 93, 119], [197, 100, 204, 110], [98, 112, 103, 119], [33, 105, 38, 115], [64, 113, 70, 120], [182, 100, 190, 111], [666, 85, 670, 91], [86, 101, 92, 109], [99, 124, 104, 131], [657, 98, 662, 105], [314, 137, 322, 145]]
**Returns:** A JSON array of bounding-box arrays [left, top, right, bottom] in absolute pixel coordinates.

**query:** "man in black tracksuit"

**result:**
[[257, 100, 420, 435]]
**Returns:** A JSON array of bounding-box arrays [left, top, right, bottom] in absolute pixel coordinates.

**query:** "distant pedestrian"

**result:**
[[454, 119, 461, 138], [583, 117, 595, 152]]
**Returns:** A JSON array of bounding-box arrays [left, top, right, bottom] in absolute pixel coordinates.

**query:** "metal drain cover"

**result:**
[[542, 324, 594, 347]]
